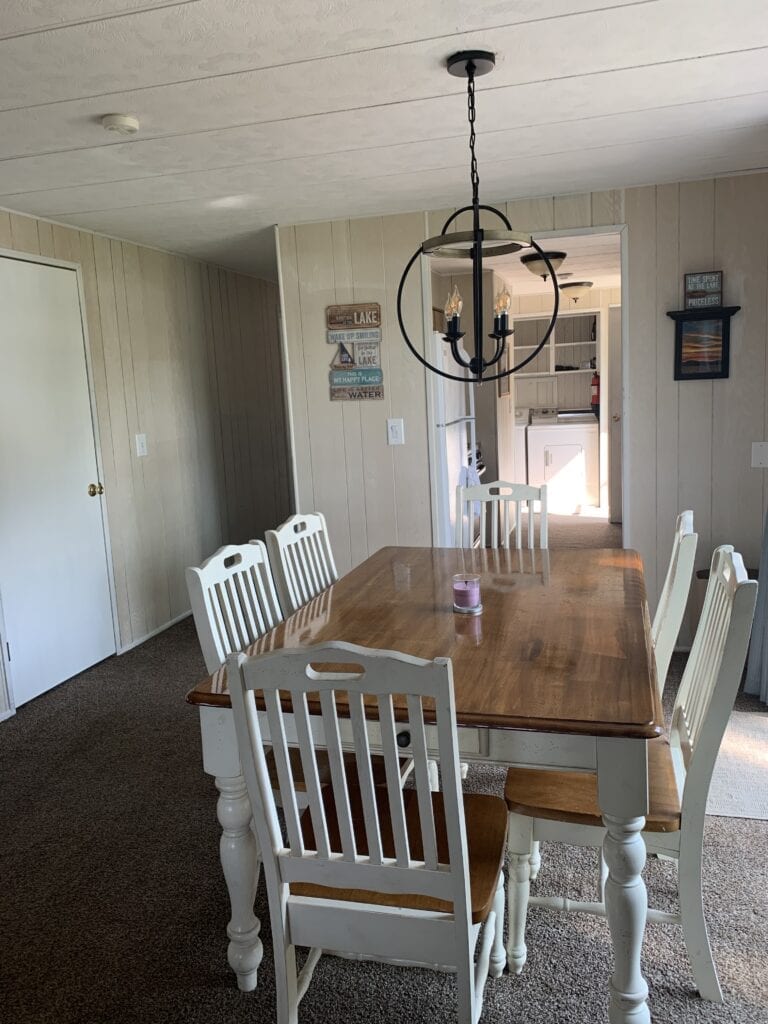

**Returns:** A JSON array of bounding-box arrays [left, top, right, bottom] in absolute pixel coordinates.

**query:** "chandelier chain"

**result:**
[[466, 62, 479, 206]]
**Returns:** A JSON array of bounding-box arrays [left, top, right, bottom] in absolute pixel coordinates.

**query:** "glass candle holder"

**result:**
[[452, 573, 482, 615]]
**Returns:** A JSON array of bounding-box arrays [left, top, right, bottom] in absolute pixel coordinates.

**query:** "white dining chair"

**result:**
[[227, 641, 508, 1024], [455, 481, 548, 550], [652, 510, 697, 699], [504, 545, 757, 1002], [186, 543, 405, 802], [186, 541, 283, 674], [265, 512, 339, 616]]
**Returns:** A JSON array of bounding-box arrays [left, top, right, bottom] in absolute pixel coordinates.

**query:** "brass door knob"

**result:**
[[87, 483, 104, 497], [612, 414, 621, 422]]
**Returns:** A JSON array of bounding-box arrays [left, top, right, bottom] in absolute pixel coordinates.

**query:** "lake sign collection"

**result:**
[[326, 303, 384, 400]]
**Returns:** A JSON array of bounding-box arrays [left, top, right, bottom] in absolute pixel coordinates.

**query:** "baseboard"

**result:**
[[0, 706, 16, 723], [117, 610, 192, 655]]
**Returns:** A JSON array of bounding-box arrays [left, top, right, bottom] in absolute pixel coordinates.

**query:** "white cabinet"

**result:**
[[527, 419, 599, 512]]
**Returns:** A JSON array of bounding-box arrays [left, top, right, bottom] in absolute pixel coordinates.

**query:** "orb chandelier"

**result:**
[[397, 50, 560, 384]]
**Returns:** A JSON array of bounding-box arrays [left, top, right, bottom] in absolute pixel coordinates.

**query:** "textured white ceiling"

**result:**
[[0, 0, 767, 280]]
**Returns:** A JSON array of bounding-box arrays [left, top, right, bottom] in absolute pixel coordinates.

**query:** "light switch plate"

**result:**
[[135, 433, 148, 458], [752, 442, 768, 468], [387, 418, 405, 446]]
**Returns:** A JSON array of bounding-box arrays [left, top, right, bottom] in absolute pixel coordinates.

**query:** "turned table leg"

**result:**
[[597, 738, 651, 1024], [215, 774, 263, 991]]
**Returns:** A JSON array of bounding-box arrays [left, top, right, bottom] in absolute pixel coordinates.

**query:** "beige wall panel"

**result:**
[[184, 260, 224, 559], [654, 184, 681, 601], [624, 186, 658, 600], [332, 219, 368, 567], [506, 197, 555, 233], [677, 179, 715, 575], [382, 211, 432, 547], [294, 221, 353, 573], [9, 213, 39, 254], [349, 216, 397, 560], [36, 219, 55, 257], [94, 235, 150, 642], [73, 231, 130, 637], [591, 190, 625, 226], [554, 194, 592, 230], [278, 226, 314, 513], [711, 174, 766, 568], [50, 224, 80, 264]]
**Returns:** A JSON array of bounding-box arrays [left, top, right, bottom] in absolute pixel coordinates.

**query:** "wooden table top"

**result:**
[[186, 546, 663, 739]]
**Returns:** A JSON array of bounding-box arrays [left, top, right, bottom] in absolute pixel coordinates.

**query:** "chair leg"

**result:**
[[489, 873, 506, 978], [678, 840, 723, 1002], [455, 955, 475, 1024], [529, 840, 541, 881], [506, 815, 534, 975]]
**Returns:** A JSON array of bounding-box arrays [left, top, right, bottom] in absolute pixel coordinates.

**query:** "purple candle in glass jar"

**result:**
[[453, 573, 481, 612]]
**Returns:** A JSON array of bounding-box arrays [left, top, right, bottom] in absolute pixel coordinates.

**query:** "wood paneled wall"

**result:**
[[278, 215, 432, 576], [0, 209, 289, 650], [279, 174, 768, 620]]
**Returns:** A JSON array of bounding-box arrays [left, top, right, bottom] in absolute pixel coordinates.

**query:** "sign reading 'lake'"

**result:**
[[326, 303, 381, 330]]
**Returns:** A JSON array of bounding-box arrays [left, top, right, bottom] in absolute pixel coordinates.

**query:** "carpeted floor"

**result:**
[[1, 621, 767, 1024]]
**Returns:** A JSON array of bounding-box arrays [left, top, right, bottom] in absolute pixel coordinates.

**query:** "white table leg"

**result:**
[[602, 814, 650, 1024], [215, 773, 263, 991], [598, 738, 651, 1024]]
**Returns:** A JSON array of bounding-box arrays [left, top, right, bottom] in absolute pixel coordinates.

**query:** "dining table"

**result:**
[[186, 544, 663, 1024]]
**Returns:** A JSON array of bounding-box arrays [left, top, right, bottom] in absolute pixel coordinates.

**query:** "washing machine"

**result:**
[[526, 412, 599, 513]]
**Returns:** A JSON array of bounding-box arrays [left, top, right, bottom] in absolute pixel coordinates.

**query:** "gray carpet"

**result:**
[[1, 621, 767, 1024]]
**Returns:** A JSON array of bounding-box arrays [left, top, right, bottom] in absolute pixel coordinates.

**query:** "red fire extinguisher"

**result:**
[[591, 370, 600, 421]]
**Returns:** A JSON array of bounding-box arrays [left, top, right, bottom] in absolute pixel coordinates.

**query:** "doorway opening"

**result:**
[[496, 229, 623, 547]]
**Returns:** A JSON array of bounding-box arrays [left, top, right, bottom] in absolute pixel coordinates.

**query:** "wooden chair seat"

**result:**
[[504, 737, 681, 833], [294, 785, 508, 923], [265, 748, 402, 792]]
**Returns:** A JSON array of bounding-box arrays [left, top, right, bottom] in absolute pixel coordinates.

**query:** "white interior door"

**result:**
[[0, 256, 115, 707]]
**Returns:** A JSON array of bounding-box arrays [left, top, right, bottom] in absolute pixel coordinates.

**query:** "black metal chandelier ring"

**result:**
[[396, 236, 560, 385], [396, 49, 561, 385]]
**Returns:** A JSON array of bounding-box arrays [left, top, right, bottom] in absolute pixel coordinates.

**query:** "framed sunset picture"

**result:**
[[668, 306, 740, 381]]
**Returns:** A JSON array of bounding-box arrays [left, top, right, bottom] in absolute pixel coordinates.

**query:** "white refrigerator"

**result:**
[[426, 332, 477, 547]]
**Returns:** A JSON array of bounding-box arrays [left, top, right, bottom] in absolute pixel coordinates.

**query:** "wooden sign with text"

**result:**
[[326, 303, 381, 330]]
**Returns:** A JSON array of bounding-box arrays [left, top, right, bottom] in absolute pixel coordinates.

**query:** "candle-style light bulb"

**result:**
[[493, 287, 512, 335], [444, 285, 463, 339]]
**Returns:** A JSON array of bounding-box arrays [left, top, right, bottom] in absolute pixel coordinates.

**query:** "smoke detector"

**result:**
[[101, 114, 140, 136]]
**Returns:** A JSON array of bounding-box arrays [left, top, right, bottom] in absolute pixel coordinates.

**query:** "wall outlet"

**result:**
[[387, 418, 405, 446], [752, 442, 768, 468], [135, 433, 148, 458]]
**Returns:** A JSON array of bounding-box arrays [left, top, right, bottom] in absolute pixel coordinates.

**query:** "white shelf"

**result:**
[[554, 341, 596, 348], [553, 369, 594, 375]]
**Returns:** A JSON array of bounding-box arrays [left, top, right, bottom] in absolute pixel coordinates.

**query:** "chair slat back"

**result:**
[[671, 546, 757, 817], [186, 542, 283, 673], [455, 480, 548, 550], [652, 510, 697, 695], [265, 512, 339, 616], [228, 642, 471, 921]]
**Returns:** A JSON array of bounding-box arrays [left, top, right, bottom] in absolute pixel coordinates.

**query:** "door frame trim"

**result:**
[[0, 248, 120, 715]]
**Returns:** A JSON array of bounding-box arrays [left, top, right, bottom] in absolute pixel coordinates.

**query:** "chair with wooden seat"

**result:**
[[265, 511, 338, 617], [652, 510, 698, 698], [227, 641, 507, 1024], [455, 480, 548, 550], [504, 545, 757, 1001], [186, 544, 404, 801]]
